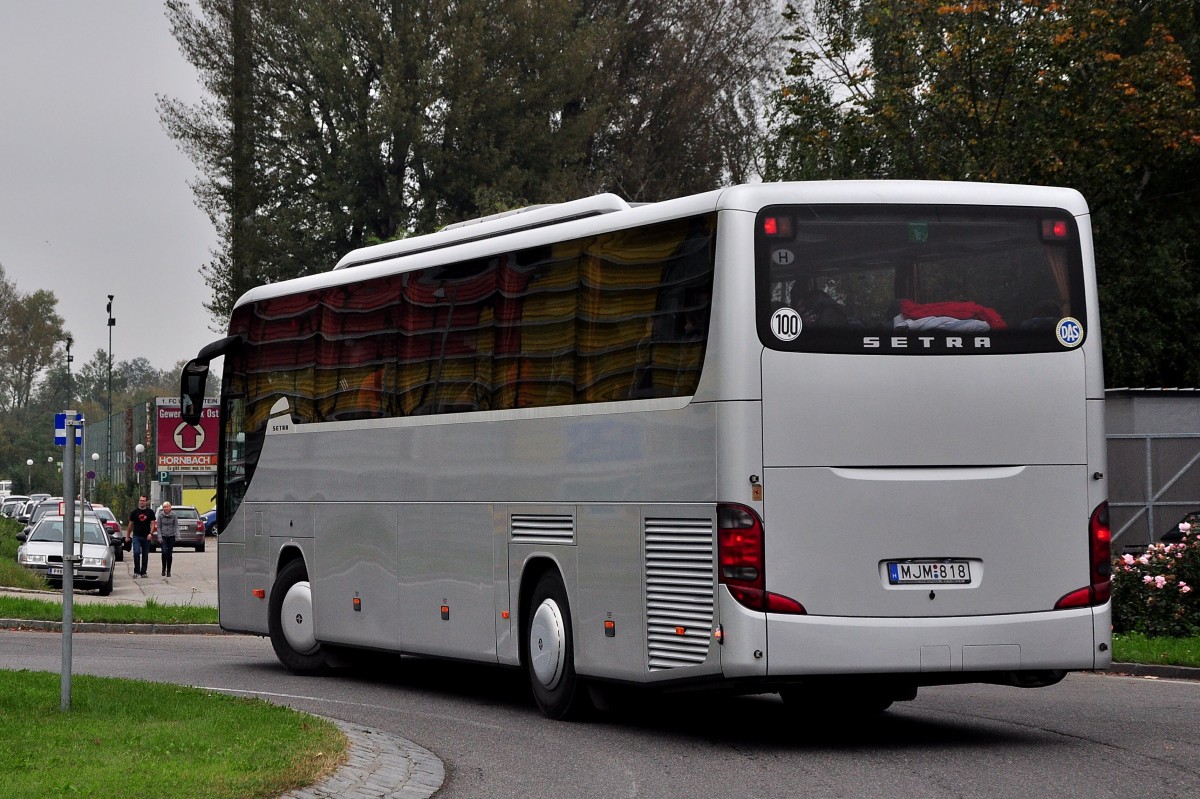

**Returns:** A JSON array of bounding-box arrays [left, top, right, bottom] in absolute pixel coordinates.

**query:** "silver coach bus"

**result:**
[[181, 181, 1111, 719]]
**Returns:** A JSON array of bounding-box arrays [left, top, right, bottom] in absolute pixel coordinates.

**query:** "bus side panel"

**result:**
[[218, 503, 272, 636], [575, 503, 647, 680], [312, 502, 401, 651], [398, 503, 497, 661]]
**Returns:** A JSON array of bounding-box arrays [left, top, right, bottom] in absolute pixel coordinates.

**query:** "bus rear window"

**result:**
[[755, 204, 1087, 355]]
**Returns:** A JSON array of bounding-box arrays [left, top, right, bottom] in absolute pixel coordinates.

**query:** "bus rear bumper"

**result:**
[[720, 597, 1112, 680]]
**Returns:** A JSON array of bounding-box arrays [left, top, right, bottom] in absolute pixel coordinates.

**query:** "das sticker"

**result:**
[[771, 307, 802, 341], [1055, 317, 1083, 348]]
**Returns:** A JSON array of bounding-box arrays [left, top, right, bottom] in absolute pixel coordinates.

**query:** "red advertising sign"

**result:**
[[156, 397, 219, 472]]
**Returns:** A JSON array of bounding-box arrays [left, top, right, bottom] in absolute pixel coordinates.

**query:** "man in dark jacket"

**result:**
[[124, 496, 155, 578]]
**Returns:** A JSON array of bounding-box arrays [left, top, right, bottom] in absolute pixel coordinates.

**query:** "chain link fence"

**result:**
[[83, 401, 155, 488]]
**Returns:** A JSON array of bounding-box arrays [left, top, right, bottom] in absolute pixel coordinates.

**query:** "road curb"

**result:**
[[1108, 662, 1200, 681], [0, 619, 226, 634]]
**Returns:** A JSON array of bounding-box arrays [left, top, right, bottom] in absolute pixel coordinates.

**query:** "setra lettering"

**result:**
[[861, 336, 993, 351]]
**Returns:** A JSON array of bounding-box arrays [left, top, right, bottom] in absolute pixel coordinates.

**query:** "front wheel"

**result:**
[[525, 572, 590, 720], [268, 559, 328, 674]]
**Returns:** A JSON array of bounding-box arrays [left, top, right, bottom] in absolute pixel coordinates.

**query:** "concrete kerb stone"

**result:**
[[282, 720, 444, 799], [0, 618, 226, 634]]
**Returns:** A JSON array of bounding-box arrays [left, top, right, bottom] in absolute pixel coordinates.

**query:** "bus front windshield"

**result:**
[[755, 204, 1088, 355]]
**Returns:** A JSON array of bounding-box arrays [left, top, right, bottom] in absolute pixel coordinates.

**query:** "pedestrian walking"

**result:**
[[125, 496, 155, 578], [156, 501, 180, 578]]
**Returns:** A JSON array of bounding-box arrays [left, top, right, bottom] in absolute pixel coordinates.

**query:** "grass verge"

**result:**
[[0, 670, 346, 799], [1111, 632, 1200, 668], [0, 594, 218, 625]]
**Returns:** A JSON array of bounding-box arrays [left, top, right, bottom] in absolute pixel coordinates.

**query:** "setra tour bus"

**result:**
[[180, 181, 1111, 719]]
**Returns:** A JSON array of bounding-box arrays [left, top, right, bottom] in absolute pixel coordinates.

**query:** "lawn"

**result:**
[[0, 670, 346, 799]]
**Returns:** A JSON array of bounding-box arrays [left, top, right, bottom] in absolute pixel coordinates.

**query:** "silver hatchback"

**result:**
[[155, 505, 206, 552]]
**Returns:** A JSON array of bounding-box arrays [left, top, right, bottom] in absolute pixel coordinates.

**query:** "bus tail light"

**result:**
[[717, 503, 806, 614], [1055, 501, 1112, 609]]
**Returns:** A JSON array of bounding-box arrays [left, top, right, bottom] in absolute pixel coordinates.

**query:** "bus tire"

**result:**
[[268, 559, 328, 674], [525, 572, 589, 720]]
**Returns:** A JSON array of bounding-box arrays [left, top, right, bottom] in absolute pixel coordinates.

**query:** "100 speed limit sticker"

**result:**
[[770, 307, 802, 341]]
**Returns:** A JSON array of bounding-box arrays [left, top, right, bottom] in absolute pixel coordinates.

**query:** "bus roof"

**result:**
[[233, 181, 1087, 311]]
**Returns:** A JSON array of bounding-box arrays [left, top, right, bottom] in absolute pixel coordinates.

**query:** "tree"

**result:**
[[0, 287, 66, 413], [767, 0, 1200, 387], [160, 0, 782, 318]]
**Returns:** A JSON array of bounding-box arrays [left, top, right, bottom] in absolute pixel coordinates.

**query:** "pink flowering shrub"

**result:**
[[1111, 522, 1200, 637]]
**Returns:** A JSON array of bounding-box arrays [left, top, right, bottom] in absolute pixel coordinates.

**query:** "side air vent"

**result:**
[[645, 517, 715, 671], [510, 514, 575, 545]]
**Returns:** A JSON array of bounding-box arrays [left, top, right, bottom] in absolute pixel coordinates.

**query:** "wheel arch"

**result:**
[[275, 543, 308, 587]]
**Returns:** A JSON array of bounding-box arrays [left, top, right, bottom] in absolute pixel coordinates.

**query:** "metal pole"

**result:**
[[65, 337, 73, 409], [61, 414, 77, 711], [107, 295, 115, 482]]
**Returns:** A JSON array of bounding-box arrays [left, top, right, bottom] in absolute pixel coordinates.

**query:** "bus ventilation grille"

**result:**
[[510, 514, 575, 545], [645, 517, 715, 671]]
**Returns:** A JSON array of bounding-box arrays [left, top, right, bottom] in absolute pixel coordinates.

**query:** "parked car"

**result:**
[[16, 513, 115, 595], [152, 505, 205, 552], [201, 508, 218, 536], [22, 497, 93, 536], [90, 505, 125, 562], [1, 495, 30, 517]]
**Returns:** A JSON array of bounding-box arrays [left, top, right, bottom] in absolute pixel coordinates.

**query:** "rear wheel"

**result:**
[[195, 538, 205, 553], [268, 559, 328, 674], [525, 572, 590, 719]]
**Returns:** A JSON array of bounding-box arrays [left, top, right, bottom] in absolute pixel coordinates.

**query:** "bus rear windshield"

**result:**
[[755, 204, 1088, 355]]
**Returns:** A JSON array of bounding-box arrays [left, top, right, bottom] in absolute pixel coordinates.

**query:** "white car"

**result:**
[[16, 514, 115, 595], [1, 495, 30, 517]]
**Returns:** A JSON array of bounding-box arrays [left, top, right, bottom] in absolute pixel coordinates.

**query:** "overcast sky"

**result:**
[[0, 1, 218, 376]]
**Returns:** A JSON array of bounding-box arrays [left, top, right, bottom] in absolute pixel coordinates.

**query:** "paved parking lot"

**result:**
[[2, 535, 218, 608]]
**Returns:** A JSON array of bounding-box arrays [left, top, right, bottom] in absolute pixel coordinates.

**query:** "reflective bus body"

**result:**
[[183, 181, 1111, 718]]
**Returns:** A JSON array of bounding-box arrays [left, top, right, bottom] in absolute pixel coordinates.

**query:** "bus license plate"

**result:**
[[48, 567, 63, 576], [888, 560, 971, 585]]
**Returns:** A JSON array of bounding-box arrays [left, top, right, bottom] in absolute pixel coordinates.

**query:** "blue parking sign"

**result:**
[[54, 412, 83, 446]]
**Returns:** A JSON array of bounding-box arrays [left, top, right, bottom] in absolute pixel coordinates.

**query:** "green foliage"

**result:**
[[1111, 631, 1200, 668], [0, 595, 218, 624], [161, 0, 782, 317], [0, 671, 346, 799], [768, 0, 1200, 387], [0, 517, 49, 591], [1111, 527, 1200, 637]]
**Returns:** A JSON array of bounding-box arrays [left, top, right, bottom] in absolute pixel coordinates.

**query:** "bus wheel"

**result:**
[[525, 572, 589, 720], [268, 559, 328, 674]]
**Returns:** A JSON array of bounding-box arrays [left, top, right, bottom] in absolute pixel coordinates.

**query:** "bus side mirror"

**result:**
[[180, 359, 209, 425]]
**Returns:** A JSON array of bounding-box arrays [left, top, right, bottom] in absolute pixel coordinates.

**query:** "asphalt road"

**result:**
[[2, 627, 1198, 799], [4, 539, 1199, 797]]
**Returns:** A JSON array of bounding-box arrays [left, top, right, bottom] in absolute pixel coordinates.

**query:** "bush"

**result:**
[[1111, 522, 1199, 637]]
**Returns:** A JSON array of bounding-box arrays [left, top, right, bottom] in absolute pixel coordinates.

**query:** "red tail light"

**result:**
[[1055, 501, 1112, 609], [717, 503, 805, 614]]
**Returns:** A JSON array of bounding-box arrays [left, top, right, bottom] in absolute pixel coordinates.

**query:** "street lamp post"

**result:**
[[106, 296, 115, 483], [65, 335, 74, 408], [26, 459, 33, 494], [135, 443, 145, 494]]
